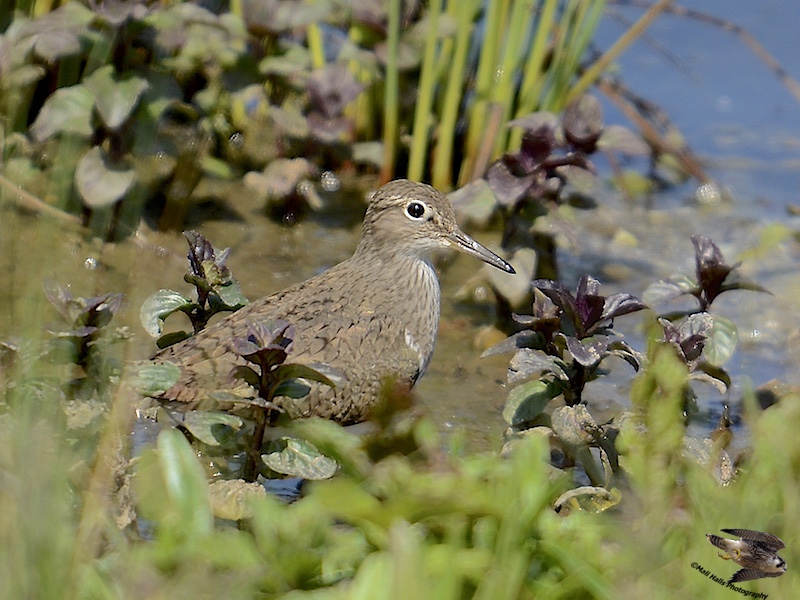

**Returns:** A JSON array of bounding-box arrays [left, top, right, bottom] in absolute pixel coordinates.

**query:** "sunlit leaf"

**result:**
[[642, 276, 694, 306], [208, 479, 269, 521], [180, 411, 243, 446], [449, 179, 497, 228], [486, 247, 536, 307], [601, 293, 647, 321], [215, 281, 248, 309], [564, 336, 605, 368], [84, 65, 149, 130], [702, 315, 738, 366], [140, 289, 193, 336], [75, 146, 136, 208], [30, 84, 94, 141], [262, 437, 338, 480], [551, 404, 601, 446]]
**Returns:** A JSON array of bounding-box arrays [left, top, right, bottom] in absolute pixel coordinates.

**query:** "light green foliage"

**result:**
[[2, 311, 800, 598]]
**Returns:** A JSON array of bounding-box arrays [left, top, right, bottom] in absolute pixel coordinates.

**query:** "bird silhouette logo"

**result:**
[[706, 528, 787, 583]]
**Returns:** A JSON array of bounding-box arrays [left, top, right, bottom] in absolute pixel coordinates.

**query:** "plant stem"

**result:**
[[380, 0, 402, 183], [508, 0, 558, 150], [307, 23, 326, 69], [458, 0, 509, 185], [244, 409, 268, 482], [432, 0, 478, 189], [407, 0, 444, 182]]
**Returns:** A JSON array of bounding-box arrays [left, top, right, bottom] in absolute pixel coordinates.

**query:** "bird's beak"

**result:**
[[447, 230, 515, 274]]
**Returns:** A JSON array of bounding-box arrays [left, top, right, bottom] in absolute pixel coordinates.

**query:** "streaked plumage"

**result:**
[[706, 528, 787, 583], [150, 180, 515, 423]]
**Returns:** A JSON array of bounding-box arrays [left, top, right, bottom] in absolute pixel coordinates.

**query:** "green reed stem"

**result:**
[[307, 23, 326, 70], [346, 24, 375, 139], [508, 0, 558, 150], [432, 0, 480, 190], [380, 0, 401, 182], [459, 0, 509, 185], [491, 0, 537, 157], [407, 0, 444, 182]]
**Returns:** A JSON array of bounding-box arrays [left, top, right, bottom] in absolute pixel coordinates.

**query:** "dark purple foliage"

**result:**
[[644, 235, 769, 313], [485, 95, 641, 211], [488, 274, 646, 405], [43, 280, 123, 367], [533, 275, 647, 339]]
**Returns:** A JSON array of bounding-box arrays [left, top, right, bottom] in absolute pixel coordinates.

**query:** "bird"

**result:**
[[150, 179, 515, 424], [706, 528, 787, 583]]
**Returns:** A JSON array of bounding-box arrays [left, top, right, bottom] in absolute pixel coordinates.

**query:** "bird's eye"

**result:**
[[405, 201, 427, 220]]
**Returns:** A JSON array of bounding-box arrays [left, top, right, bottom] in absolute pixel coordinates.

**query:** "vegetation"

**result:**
[[1, 1, 798, 599], [0, 220, 793, 598], [0, 0, 676, 240]]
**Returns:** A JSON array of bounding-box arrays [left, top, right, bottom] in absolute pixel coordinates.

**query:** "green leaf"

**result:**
[[273, 380, 312, 399], [134, 429, 213, 538], [129, 361, 181, 396], [208, 479, 269, 521], [702, 314, 738, 366], [180, 411, 243, 446], [30, 84, 95, 141], [200, 155, 236, 179], [75, 146, 136, 208], [503, 380, 559, 427], [84, 65, 149, 130], [156, 429, 213, 535], [554, 486, 621, 513], [272, 363, 338, 388], [215, 281, 248, 308], [140, 289, 193, 336], [262, 437, 338, 480]]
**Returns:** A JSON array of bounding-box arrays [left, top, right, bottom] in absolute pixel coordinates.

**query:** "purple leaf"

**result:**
[[565, 336, 606, 368], [606, 340, 642, 371], [509, 348, 568, 383], [485, 159, 536, 207], [481, 330, 541, 357], [643, 279, 693, 305], [307, 64, 363, 118], [518, 126, 556, 170], [601, 293, 647, 321]]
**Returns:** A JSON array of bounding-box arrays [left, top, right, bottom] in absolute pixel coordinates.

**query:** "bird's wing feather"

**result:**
[[729, 568, 784, 583], [721, 528, 785, 550]]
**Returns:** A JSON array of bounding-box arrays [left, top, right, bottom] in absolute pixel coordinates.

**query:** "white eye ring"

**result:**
[[405, 201, 427, 220]]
